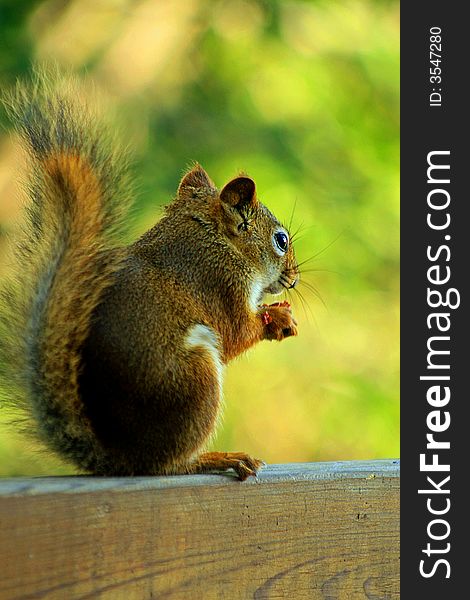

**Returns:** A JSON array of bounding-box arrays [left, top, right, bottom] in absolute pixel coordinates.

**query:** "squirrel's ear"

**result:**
[[220, 176, 257, 210], [178, 164, 216, 198]]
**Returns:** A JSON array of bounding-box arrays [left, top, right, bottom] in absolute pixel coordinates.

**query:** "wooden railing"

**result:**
[[0, 459, 399, 599]]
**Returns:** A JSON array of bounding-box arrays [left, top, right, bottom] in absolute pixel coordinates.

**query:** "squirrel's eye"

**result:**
[[273, 231, 289, 254], [238, 220, 248, 232]]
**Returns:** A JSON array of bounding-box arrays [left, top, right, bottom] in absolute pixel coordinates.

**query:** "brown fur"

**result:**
[[40, 153, 127, 448], [2, 75, 299, 480]]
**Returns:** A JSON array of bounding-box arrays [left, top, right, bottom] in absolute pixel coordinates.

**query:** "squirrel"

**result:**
[[0, 73, 299, 481]]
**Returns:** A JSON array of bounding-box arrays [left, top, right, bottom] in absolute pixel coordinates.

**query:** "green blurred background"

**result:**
[[0, 0, 399, 476]]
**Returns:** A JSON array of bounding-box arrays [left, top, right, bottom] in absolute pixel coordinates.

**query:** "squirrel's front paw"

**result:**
[[260, 301, 298, 341]]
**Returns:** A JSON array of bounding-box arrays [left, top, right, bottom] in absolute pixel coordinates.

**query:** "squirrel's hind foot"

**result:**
[[190, 451, 265, 481]]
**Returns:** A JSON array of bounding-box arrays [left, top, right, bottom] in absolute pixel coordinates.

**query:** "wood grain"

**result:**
[[0, 460, 399, 599]]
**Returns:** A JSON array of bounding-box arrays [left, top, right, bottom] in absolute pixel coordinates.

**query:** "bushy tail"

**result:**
[[0, 70, 133, 470]]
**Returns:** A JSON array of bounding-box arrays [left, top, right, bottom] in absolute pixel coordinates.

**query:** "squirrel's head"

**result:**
[[176, 164, 299, 305]]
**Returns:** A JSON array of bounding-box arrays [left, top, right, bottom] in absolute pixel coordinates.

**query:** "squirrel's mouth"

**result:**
[[264, 272, 299, 296]]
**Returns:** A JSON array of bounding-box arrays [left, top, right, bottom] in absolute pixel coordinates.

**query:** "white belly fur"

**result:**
[[185, 324, 224, 398]]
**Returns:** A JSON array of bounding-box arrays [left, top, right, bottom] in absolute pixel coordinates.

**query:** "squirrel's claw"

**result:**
[[233, 455, 265, 481]]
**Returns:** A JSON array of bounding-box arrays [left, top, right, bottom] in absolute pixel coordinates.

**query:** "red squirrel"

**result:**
[[0, 72, 299, 480]]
